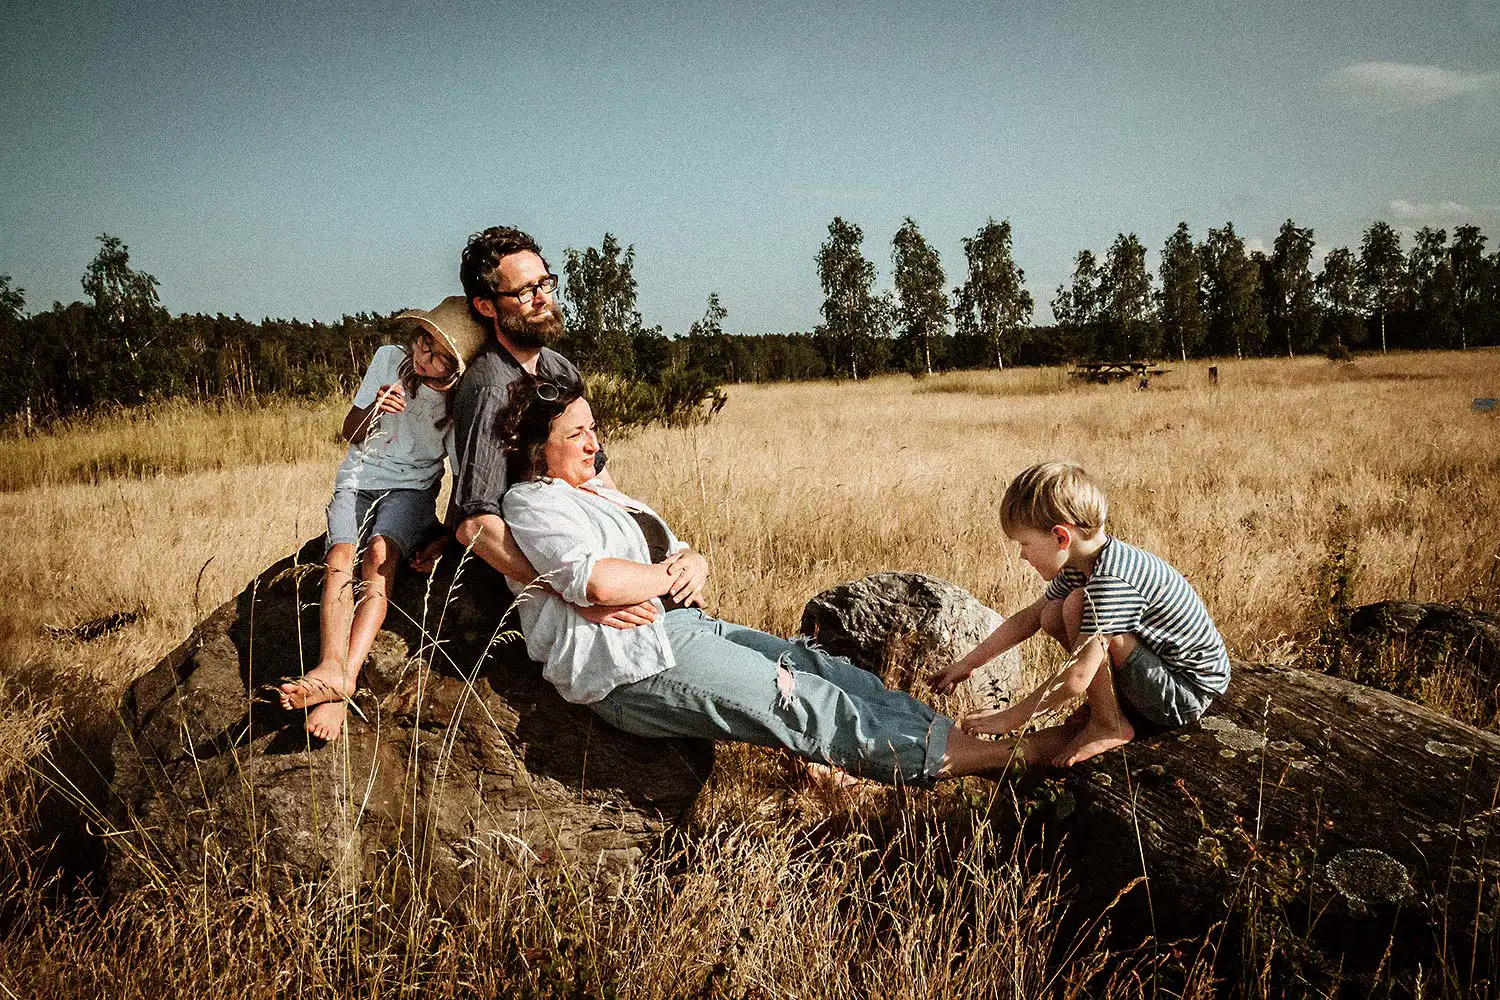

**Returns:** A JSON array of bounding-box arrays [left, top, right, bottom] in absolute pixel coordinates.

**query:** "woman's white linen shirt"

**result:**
[[502, 477, 688, 704]]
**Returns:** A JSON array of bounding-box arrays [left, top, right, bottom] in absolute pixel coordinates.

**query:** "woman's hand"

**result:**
[[664, 549, 709, 607], [574, 600, 659, 629]]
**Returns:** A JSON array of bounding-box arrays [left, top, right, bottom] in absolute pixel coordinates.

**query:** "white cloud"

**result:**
[[1325, 62, 1500, 110], [1388, 199, 1500, 224]]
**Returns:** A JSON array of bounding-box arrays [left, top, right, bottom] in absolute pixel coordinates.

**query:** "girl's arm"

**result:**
[[342, 383, 406, 443], [344, 348, 409, 444]]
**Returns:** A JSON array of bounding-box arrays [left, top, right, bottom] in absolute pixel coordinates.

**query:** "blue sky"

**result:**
[[3, 0, 1497, 330]]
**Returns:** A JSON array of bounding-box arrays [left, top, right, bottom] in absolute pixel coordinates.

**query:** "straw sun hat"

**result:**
[[395, 295, 490, 375]]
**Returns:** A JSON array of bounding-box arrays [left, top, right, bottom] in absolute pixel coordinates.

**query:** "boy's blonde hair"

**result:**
[[1000, 462, 1108, 535]]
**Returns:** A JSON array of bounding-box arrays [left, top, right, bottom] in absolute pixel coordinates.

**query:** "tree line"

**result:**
[[1054, 219, 1499, 363], [0, 234, 727, 433], [3, 217, 1498, 431], [802, 215, 1500, 378]]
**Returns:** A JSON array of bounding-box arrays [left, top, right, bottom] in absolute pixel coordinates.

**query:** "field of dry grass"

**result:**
[[1, 349, 1497, 996]]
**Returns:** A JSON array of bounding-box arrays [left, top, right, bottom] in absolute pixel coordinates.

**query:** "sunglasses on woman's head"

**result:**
[[534, 382, 562, 402]]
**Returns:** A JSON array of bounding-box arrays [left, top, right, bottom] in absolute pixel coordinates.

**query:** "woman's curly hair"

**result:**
[[495, 372, 587, 485]]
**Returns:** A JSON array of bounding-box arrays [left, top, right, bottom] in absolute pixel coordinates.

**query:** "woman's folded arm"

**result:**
[[585, 558, 672, 606]]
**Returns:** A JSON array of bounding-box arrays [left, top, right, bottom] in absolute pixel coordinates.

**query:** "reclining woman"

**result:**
[[497, 374, 1017, 786]]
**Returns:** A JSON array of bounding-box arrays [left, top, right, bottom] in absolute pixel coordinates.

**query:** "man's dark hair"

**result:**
[[496, 372, 587, 485], [460, 226, 549, 321]]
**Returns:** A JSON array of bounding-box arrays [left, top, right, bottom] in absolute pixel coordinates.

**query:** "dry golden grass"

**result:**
[[623, 351, 1500, 669], [2, 348, 1498, 997], [0, 396, 344, 493]]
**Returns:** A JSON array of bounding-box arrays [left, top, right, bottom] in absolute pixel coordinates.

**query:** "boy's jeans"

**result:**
[[591, 609, 953, 786]]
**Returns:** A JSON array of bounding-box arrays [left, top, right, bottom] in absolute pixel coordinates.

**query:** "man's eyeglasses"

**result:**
[[493, 275, 559, 306]]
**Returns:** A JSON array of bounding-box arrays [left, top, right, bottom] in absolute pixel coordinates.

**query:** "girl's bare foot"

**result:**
[[279, 661, 355, 710], [304, 701, 348, 741], [279, 662, 357, 740]]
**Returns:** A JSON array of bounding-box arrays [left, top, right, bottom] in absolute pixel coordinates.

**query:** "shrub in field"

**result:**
[[585, 369, 727, 437]]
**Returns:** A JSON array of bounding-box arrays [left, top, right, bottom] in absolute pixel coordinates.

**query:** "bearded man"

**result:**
[[450, 226, 653, 627]]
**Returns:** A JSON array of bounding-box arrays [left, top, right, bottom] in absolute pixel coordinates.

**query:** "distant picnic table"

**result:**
[[1068, 360, 1171, 385]]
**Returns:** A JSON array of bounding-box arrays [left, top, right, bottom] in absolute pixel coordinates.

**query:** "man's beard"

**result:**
[[497, 301, 565, 349]]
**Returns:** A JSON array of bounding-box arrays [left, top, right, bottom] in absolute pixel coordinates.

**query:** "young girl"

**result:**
[[279, 296, 487, 739]]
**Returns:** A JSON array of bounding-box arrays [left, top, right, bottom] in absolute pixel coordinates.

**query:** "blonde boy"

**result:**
[[931, 462, 1230, 767]]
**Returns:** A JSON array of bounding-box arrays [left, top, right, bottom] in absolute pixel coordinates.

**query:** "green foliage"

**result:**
[[1050, 249, 1104, 360], [891, 217, 948, 375], [0, 275, 33, 429], [815, 217, 885, 379], [952, 218, 1033, 370], [1315, 247, 1364, 351], [680, 293, 826, 383], [1157, 222, 1207, 362], [683, 329, 826, 382], [76, 235, 174, 406], [1265, 220, 1319, 358], [1450, 225, 1489, 350], [1202, 222, 1267, 358], [1300, 502, 1363, 676], [584, 369, 726, 439], [1358, 221, 1406, 353], [1097, 232, 1156, 360], [6, 218, 1500, 425], [561, 233, 639, 376]]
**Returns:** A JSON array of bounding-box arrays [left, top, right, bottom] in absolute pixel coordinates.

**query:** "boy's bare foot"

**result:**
[[1052, 716, 1135, 767]]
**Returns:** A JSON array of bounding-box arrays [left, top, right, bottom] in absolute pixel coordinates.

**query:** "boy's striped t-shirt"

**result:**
[[1043, 537, 1230, 695]]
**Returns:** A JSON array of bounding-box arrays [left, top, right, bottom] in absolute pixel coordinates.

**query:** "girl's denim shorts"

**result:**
[[325, 484, 440, 558]]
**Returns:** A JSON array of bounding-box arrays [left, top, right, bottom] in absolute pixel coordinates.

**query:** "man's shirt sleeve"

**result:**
[[450, 380, 511, 520]]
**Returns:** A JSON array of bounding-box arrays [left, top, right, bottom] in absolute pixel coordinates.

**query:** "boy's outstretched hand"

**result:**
[[928, 661, 973, 695]]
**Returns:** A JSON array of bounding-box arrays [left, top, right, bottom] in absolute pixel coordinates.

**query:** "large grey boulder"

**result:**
[[800, 571, 1023, 706], [108, 539, 712, 904]]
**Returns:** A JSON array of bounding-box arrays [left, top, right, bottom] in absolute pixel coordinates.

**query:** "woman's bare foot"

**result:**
[[960, 704, 1022, 736], [1052, 716, 1135, 767], [804, 761, 864, 792]]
